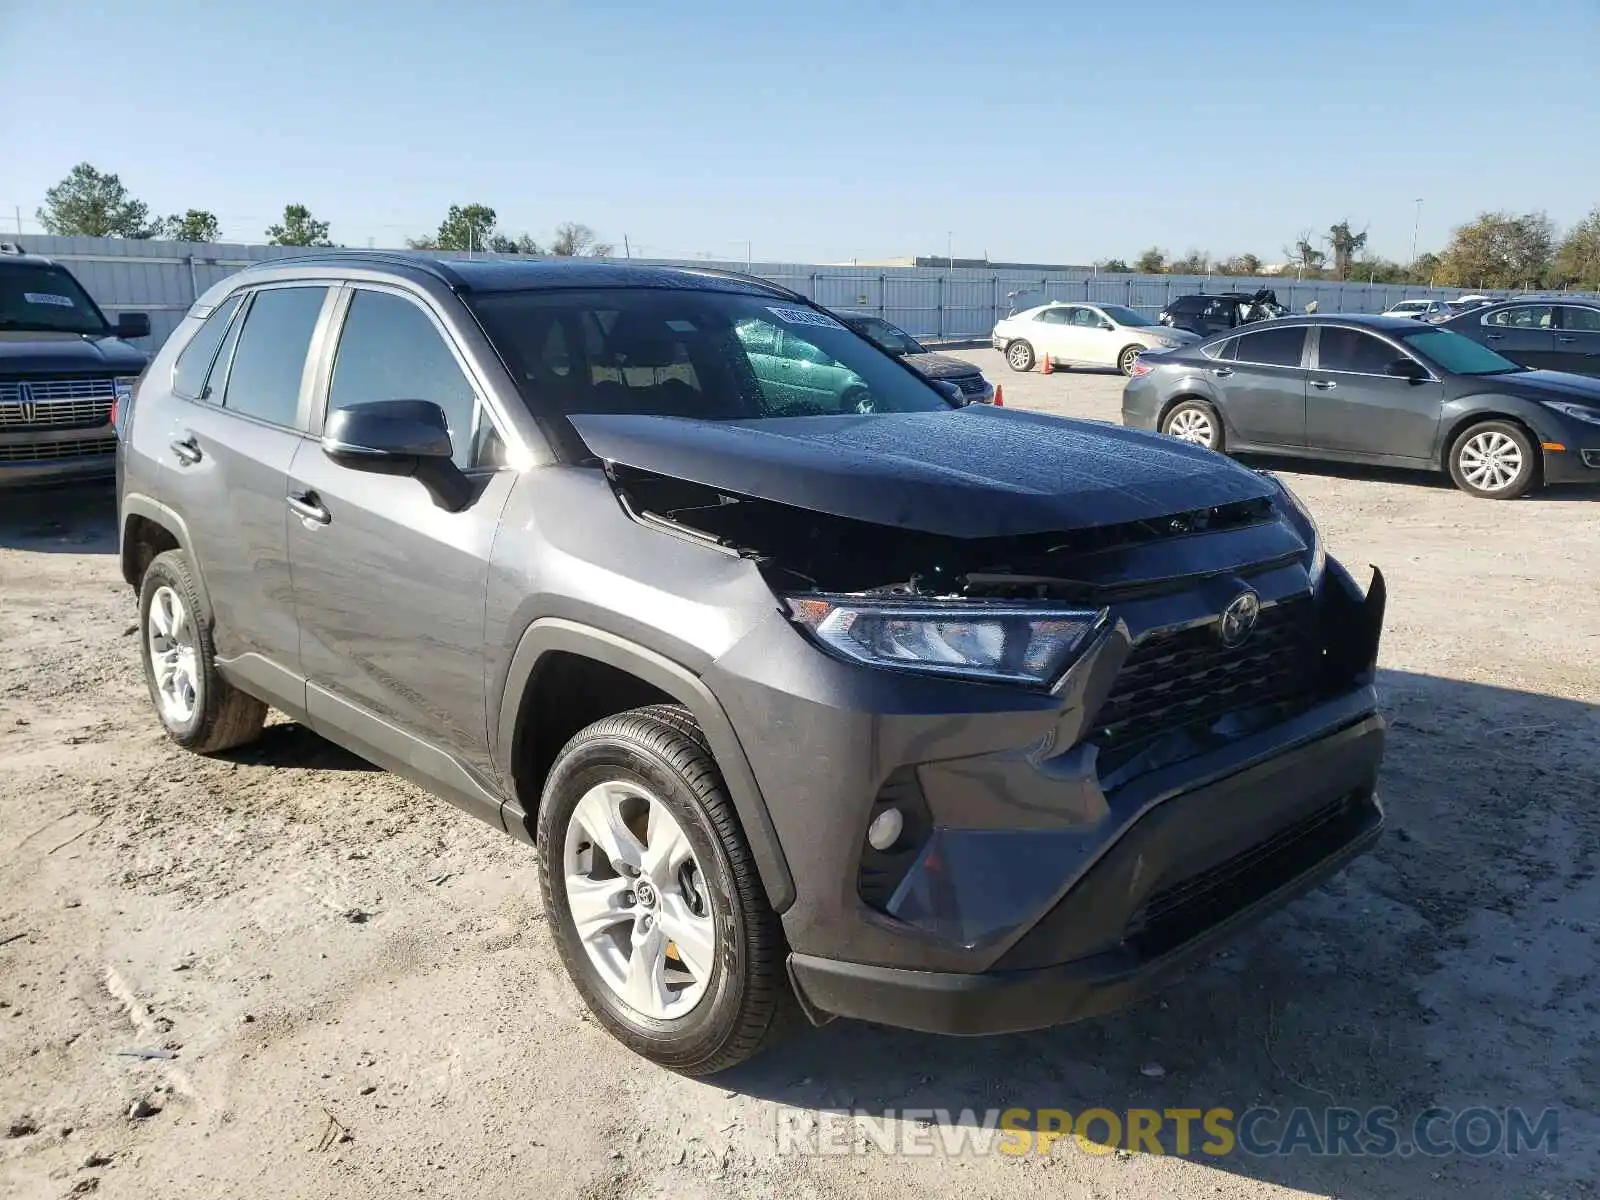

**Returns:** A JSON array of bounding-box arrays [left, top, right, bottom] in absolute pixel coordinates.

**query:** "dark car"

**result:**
[[119, 254, 1386, 1073], [1123, 314, 1600, 499], [0, 241, 150, 486], [1159, 289, 1286, 337], [837, 313, 994, 403], [1436, 298, 1600, 377]]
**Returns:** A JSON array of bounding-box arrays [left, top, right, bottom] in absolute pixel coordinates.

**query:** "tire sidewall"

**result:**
[[538, 734, 749, 1061], [1162, 400, 1223, 451], [1449, 421, 1536, 499], [1118, 345, 1142, 375], [1006, 340, 1034, 372], [138, 556, 207, 743]]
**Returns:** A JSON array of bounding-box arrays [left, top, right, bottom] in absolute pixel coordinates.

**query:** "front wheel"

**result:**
[[1117, 345, 1144, 376], [1160, 399, 1224, 451], [1005, 340, 1035, 372], [537, 705, 793, 1074], [1448, 420, 1537, 499]]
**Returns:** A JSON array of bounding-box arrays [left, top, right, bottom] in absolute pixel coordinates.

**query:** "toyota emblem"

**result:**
[[1219, 591, 1261, 648]]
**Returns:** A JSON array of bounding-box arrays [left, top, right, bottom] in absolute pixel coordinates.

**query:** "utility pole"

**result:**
[[745, 241, 752, 272], [1410, 198, 1423, 267], [947, 231, 953, 269], [13, 206, 20, 235], [623, 233, 631, 259]]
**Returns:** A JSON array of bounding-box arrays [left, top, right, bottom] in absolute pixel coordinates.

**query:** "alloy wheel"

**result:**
[[147, 585, 199, 726], [1458, 430, 1524, 492], [562, 780, 717, 1021], [1167, 408, 1215, 446]]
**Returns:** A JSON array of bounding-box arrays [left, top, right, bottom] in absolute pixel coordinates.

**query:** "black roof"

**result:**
[[1250, 313, 1434, 333], [257, 252, 801, 299]]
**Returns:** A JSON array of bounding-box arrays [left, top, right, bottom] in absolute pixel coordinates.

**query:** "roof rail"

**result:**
[[253, 249, 467, 287], [669, 265, 804, 301]]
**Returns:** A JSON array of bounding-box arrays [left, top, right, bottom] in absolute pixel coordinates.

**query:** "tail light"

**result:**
[[1128, 360, 1154, 378]]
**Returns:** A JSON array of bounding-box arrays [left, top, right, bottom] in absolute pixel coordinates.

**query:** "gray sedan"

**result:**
[[1121, 314, 1600, 499], [1435, 298, 1600, 376]]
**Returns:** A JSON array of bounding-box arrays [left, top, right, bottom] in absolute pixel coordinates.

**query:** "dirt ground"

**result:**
[[3, 355, 1597, 1200]]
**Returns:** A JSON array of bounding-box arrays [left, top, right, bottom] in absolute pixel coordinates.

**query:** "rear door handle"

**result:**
[[170, 435, 201, 465], [1485, 333, 1505, 341], [1310, 380, 1337, 390], [1212, 367, 1234, 378], [1557, 335, 1578, 344], [287, 492, 331, 525]]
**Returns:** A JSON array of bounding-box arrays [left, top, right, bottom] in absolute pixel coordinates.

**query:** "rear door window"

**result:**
[[221, 286, 329, 428], [1233, 326, 1307, 367], [1556, 305, 1600, 332], [1317, 327, 1400, 375], [172, 293, 243, 400]]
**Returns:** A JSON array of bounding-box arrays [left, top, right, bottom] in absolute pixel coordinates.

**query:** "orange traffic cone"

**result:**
[[993, 384, 1004, 406], [1041, 353, 1053, 375]]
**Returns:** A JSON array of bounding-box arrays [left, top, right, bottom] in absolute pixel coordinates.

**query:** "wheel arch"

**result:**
[[1437, 406, 1545, 473], [120, 494, 213, 619], [496, 618, 796, 912]]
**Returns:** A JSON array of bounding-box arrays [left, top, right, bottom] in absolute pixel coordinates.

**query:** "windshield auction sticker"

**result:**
[[767, 306, 845, 331], [23, 293, 76, 307]]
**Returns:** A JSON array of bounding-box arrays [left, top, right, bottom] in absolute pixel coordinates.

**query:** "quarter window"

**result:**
[[1557, 305, 1600, 333], [1318, 327, 1402, 375], [1233, 326, 1306, 367], [221, 287, 329, 428], [329, 289, 485, 470], [1485, 305, 1552, 329], [172, 293, 242, 400]]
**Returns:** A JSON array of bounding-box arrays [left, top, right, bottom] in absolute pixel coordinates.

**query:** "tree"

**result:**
[[488, 233, 542, 255], [1550, 207, 1600, 291], [1134, 247, 1166, 274], [419, 203, 499, 252], [550, 222, 614, 257], [1284, 230, 1326, 276], [37, 163, 163, 238], [1350, 256, 1408, 284], [1215, 252, 1262, 277], [1099, 258, 1130, 273], [1411, 251, 1441, 285], [265, 204, 332, 247], [1324, 220, 1369, 281], [164, 209, 221, 243], [1436, 211, 1554, 289], [1168, 249, 1211, 275]]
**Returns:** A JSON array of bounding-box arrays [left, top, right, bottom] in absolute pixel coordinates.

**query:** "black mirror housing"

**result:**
[[1385, 358, 1427, 382], [114, 312, 151, 340], [322, 399, 472, 510]]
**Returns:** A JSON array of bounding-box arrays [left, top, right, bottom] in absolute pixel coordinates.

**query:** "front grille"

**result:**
[[1122, 790, 1369, 956], [0, 377, 116, 429], [0, 436, 117, 463], [952, 374, 990, 396], [1092, 597, 1320, 769]]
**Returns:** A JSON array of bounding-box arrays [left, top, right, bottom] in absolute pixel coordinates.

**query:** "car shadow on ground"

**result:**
[[221, 720, 379, 773], [0, 482, 118, 553], [719, 669, 1600, 1199], [1239, 452, 1600, 500]]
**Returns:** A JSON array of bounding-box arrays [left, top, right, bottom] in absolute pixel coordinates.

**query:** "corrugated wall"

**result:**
[[11, 234, 1594, 352]]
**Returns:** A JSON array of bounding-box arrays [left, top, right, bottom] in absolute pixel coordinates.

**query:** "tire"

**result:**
[[1117, 345, 1144, 376], [1160, 399, 1225, 452], [1448, 419, 1538, 499], [536, 704, 793, 1075], [138, 550, 267, 753], [1005, 340, 1035, 372]]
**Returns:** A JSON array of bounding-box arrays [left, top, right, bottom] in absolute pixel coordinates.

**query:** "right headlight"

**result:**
[[785, 596, 1107, 688], [1543, 401, 1600, 427], [1264, 473, 1326, 590]]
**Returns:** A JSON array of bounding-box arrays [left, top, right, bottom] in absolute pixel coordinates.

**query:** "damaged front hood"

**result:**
[[570, 407, 1277, 538], [899, 351, 983, 380]]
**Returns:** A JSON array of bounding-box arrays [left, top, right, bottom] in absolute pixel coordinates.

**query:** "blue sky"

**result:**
[[3, 0, 1596, 263]]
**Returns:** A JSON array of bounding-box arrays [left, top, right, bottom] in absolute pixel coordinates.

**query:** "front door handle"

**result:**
[[1485, 333, 1505, 341], [1310, 380, 1337, 390], [1212, 366, 1234, 378], [287, 492, 331, 525], [1557, 335, 1578, 344], [170, 436, 201, 465]]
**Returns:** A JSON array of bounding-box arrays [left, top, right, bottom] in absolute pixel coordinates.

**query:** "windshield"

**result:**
[[0, 263, 110, 335], [1401, 328, 1522, 375], [1098, 304, 1155, 327], [471, 288, 955, 423], [847, 316, 924, 356]]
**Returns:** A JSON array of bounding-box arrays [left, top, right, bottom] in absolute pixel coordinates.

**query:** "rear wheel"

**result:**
[[1160, 399, 1224, 451], [1448, 420, 1537, 499], [537, 704, 793, 1074], [1117, 345, 1144, 375], [1005, 340, 1035, 372]]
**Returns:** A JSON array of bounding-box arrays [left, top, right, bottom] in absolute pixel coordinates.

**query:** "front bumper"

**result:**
[[789, 715, 1384, 1035], [0, 424, 118, 488]]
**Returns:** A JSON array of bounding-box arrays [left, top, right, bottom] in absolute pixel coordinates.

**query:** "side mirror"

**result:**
[[930, 379, 967, 406], [1384, 358, 1427, 383], [114, 312, 151, 340], [1099, 321, 1115, 331], [322, 399, 473, 511]]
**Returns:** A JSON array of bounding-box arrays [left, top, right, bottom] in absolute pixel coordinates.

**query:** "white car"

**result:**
[[1381, 298, 1454, 321], [991, 302, 1200, 376]]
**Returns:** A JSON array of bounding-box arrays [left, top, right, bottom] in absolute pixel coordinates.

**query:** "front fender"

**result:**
[[1434, 393, 1569, 465]]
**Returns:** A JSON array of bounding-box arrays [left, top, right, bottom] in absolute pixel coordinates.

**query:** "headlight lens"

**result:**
[[1544, 401, 1600, 427], [1265, 473, 1326, 590], [785, 596, 1105, 687]]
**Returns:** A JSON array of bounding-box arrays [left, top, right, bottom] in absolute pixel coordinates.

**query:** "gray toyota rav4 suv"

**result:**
[[117, 254, 1387, 1074]]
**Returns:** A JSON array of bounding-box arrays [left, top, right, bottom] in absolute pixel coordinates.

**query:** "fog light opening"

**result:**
[[866, 807, 904, 852]]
